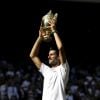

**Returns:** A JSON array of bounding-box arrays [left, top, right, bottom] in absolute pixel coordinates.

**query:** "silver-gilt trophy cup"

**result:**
[[41, 10, 58, 42]]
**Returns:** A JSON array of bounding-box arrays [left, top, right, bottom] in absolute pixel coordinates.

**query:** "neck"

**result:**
[[51, 63, 60, 68]]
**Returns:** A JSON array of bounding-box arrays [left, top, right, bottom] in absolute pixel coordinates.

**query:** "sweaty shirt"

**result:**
[[39, 61, 69, 100]]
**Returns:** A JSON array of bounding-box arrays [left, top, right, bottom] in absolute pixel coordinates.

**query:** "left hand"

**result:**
[[49, 18, 56, 32]]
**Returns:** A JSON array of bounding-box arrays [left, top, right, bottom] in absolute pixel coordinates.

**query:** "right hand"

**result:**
[[39, 25, 45, 39]]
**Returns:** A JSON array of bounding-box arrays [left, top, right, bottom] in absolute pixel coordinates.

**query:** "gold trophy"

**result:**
[[41, 10, 58, 42]]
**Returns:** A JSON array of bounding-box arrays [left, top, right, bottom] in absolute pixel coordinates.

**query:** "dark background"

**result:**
[[0, 1, 100, 67]]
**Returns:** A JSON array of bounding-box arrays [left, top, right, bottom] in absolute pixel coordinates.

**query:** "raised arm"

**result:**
[[53, 30, 66, 64], [29, 27, 43, 69], [50, 19, 66, 64]]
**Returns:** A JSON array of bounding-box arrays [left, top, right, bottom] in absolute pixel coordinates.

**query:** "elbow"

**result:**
[[29, 53, 34, 59], [29, 54, 32, 59], [29, 52, 37, 59], [58, 45, 63, 50], [57, 42, 63, 50]]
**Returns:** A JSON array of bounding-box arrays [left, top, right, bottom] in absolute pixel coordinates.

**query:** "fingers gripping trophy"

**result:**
[[40, 10, 58, 42]]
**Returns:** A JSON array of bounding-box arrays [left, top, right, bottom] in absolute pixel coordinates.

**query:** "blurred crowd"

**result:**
[[66, 63, 100, 100], [0, 59, 43, 100], [0, 59, 100, 100]]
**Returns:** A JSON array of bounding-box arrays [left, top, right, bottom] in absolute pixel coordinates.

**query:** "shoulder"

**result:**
[[39, 63, 52, 77], [60, 60, 69, 71]]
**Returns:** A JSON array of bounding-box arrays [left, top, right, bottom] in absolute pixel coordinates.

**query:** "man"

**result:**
[[29, 16, 69, 100]]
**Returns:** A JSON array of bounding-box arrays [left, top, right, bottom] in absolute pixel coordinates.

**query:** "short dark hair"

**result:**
[[49, 47, 59, 56]]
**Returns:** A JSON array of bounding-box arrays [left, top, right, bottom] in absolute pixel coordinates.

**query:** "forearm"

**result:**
[[53, 31, 63, 50], [53, 30, 66, 63], [30, 37, 42, 57]]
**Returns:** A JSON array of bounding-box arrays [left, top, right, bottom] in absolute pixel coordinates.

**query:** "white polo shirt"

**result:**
[[39, 61, 69, 100]]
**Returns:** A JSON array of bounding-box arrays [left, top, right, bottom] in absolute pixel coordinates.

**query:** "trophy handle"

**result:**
[[54, 13, 58, 19], [47, 10, 52, 15], [52, 13, 58, 24]]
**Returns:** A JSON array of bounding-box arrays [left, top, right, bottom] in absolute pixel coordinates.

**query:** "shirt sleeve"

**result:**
[[39, 63, 52, 77], [62, 60, 69, 70], [60, 60, 70, 84]]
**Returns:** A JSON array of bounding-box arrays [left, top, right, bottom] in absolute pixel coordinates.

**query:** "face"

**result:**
[[48, 50, 59, 66]]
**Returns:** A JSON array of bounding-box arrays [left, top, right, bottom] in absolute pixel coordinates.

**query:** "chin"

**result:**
[[49, 61, 53, 65], [49, 61, 52, 65]]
